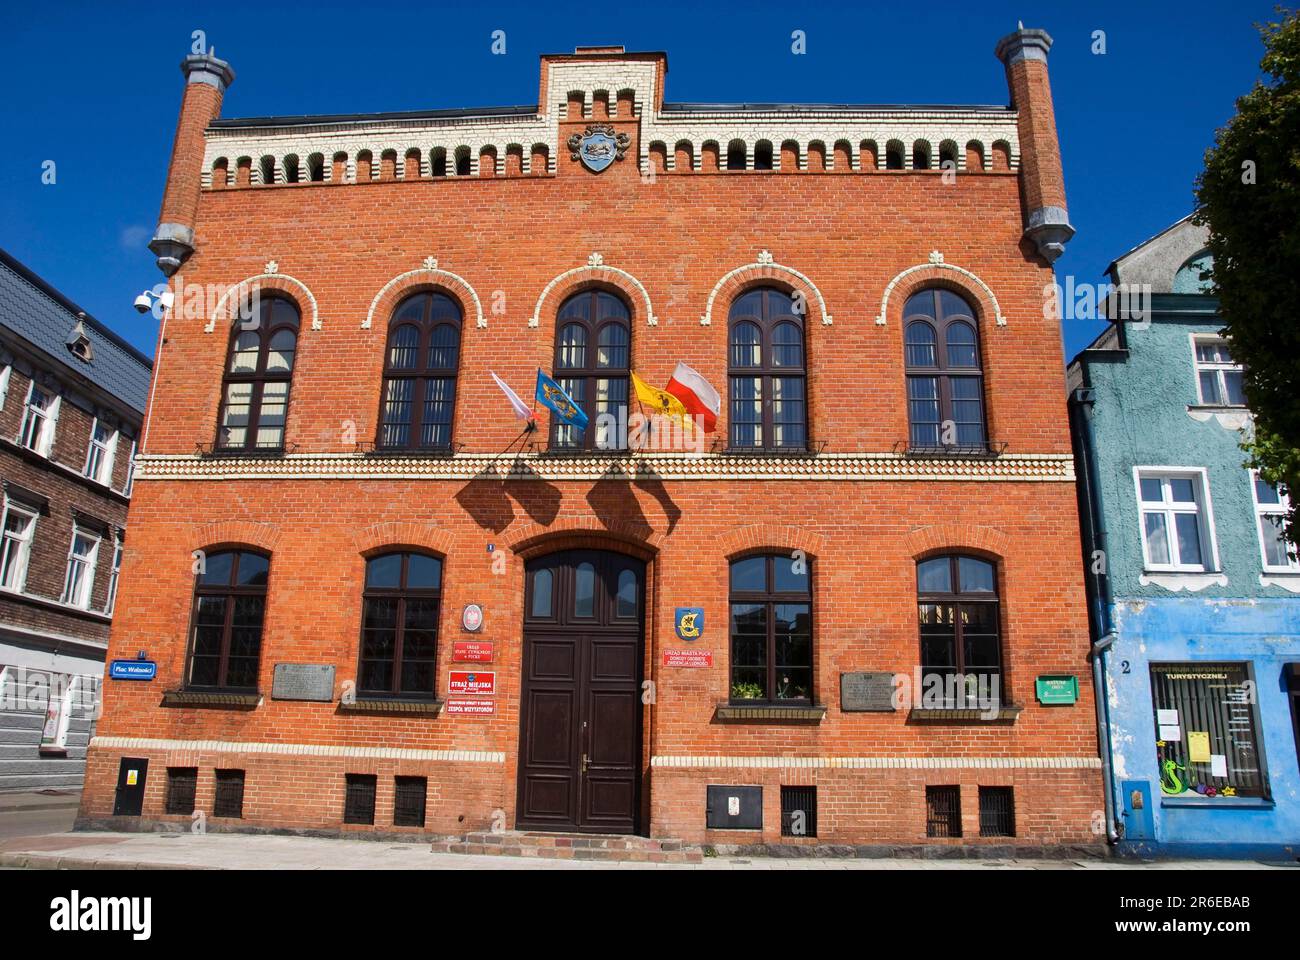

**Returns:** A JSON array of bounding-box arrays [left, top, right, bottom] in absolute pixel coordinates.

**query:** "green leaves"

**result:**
[[1195, 9, 1300, 547]]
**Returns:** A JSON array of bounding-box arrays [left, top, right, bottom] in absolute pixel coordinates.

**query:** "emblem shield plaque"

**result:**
[[567, 123, 631, 174]]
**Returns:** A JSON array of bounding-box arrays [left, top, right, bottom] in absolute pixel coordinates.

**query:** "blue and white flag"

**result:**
[[535, 369, 588, 432]]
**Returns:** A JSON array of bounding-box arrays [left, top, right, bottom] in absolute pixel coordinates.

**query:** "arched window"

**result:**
[[729, 553, 812, 704], [728, 287, 807, 451], [551, 290, 630, 451], [377, 291, 461, 451], [904, 288, 986, 451], [917, 554, 1001, 707], [188, 549, 270, 691], [359, 551, 443, 698], [216, 296, 300, 452]]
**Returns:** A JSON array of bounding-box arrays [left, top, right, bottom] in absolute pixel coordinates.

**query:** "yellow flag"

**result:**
[[631, 371, 689, 423]]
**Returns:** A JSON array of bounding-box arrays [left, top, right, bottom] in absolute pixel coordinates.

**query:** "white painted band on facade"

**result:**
[[91, 736, 505, 764]]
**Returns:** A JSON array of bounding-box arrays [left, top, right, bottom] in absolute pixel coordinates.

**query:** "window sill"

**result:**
[[0, 586, 113, 623], [1138, 571, 1228, 592], [1185, 406, 1251, 428], [906, 705, 1022, 723], [0, 436, 130, 504], [714, 703, 826, 723], [337, 697, 445, 715], [161, 689, 261, 709], [1160, 796, 1274, 810], [903, 442, 1007, 459]]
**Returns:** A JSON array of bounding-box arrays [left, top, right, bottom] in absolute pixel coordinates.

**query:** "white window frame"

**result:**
[[0, 363, 10, 410], [61, 526, 100, 609], [83, 418, 118, 486], [1250, 471, 1299, 573], [1133, 466, 1221, 573], [104, 535, 124, 614], [17, 382, 59, 456], [121, 438, 137, 497], [0, 498, 38, 593], [1190, 334, 1246, 407]]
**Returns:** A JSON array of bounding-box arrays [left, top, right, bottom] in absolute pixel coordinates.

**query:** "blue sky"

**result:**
[[0, 0, 1280, 361]]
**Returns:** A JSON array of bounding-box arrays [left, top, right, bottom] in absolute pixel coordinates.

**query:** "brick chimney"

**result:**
[[995, 27, 1074, 263], [149, 51, 235, 276]]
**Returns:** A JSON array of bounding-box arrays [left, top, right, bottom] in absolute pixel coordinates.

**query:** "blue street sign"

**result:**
[[110, 660, 157, 681]]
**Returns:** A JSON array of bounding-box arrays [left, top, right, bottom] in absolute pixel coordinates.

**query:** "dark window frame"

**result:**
[[185, 549, 270, 693], [916, 553, 1003, 705], [728, 552, 814, 706], [978, 785, 1015, 837], [727, 286, 808, 452], [376, 290, 462, 452], [358, 551, 444, 700], [343, 773, 377, 825], [926, 785, 962, 838], [548, 288, 631, 452], [215, 295, 300, 453], [164, 767, 198, 815], [903, 287, 987, 452], [213, 769, 245, 819]]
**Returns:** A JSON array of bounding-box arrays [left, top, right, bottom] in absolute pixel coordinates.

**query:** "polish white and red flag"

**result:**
[[490, 371, 535, 423], [665, 362, 720, 433]]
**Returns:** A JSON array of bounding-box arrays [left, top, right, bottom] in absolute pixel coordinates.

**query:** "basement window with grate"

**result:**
[[925, 785, 962, 838], [393, 776, 428, 828], [344, 774, 377, 825], [165, 767, 197, 815], [213, 769, 245, 819], [780, 785, 817, 838], [978, 786, 1015, 837]]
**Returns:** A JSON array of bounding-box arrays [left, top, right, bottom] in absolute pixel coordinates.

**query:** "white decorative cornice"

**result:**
[[701, 252, 832, 326], [134, 451, 1076, 483], [206, 271, 320, 333], [1185, 406, 1251, 430], [877, 256, 1006, 326], [529, 256, 658, 327], [1260, 574, 1300, 593], [363, 259, 486, 330], [92, 736, 505, 764]]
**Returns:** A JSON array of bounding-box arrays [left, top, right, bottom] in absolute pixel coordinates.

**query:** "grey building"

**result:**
[[0, 248, 152, 792]]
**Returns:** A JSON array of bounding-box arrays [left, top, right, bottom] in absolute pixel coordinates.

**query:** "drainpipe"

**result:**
[[1070, 386, 1120, 844]]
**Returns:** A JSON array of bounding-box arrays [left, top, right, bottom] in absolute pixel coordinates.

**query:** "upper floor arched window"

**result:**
[[216, 296, 299, 452], [377, 291, 462, 451], [551, 290, 630, 451], [904, 288, 985, 451], [728, 287, 806, 451], [188, 549, 271, 691]]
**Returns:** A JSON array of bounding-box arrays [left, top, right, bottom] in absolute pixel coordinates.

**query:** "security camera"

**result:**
[[134, 290, 175, 314], [134, 293, 153, 314]]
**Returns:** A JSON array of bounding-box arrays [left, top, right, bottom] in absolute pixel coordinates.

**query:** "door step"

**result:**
[[430, 830, 703, 864]]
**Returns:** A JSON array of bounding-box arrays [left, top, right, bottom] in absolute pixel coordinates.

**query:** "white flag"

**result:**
[[491, 371, 535, 422]]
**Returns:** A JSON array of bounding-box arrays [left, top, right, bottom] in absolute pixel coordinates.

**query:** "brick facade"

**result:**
[[83, 31, 1103, 849]]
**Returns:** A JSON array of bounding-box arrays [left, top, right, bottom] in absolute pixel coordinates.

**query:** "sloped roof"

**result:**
[[0, 248, 152, 413]]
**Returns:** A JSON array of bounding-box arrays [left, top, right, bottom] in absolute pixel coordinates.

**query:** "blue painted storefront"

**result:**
[[1106, 598, 1300, 859]]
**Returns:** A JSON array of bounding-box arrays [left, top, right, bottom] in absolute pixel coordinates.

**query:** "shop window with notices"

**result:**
[[1149, 662, 1267, 800]]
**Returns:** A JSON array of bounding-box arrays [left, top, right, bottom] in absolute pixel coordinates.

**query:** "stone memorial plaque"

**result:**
[[840, 672, 896, 712], [272, 664, 335, 702]]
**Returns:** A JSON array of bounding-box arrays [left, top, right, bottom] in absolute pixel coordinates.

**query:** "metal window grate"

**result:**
[[926, 785, 962, 838], [213, 769, 245, 819], [780, 785, 817, 838], [393, 776, 427, 828], [164, 767, 198, 815], [979, 786, 1015, 837], [344, 774, 377, 825]]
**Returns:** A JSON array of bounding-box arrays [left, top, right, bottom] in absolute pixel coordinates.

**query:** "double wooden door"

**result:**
[[516, 550, 644, 834]]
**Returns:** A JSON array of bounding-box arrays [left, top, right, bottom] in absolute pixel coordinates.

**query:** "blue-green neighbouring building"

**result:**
[[1069, 215, 1300, 859]]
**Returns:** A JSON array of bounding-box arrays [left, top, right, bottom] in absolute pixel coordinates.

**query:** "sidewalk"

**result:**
[[0, 830, 1287, 870]]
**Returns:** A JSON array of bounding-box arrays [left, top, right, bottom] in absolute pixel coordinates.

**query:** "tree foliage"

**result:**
[[1194, 7, 1300, 546]]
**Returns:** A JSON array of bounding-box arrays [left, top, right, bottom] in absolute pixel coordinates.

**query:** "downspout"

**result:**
[[1070, 385, 1120, 844]]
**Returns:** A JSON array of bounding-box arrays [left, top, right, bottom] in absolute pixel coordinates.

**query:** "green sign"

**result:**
[[1035, 675, 1079, 705]]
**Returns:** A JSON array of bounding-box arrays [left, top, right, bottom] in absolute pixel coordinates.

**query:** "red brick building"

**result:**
[[81, 29, 1103, 851]]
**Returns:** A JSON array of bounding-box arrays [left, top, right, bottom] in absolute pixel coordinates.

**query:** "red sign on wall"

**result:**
[[452, 641, 494, 663], [662, 649, 713, 668], [445, 698, 495, 716], [448, 671, 496, 695]]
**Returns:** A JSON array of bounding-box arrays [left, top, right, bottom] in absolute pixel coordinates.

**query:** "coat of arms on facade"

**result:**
[[567, 123, 631, 173]]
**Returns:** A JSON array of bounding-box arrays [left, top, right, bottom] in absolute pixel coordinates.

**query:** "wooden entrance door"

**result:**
[[516, 550, 644, 834]]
